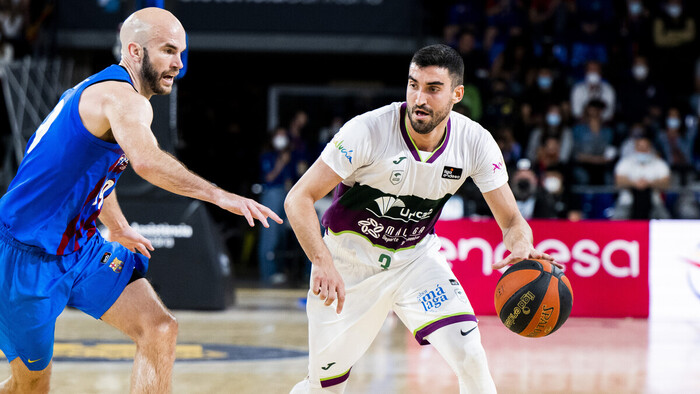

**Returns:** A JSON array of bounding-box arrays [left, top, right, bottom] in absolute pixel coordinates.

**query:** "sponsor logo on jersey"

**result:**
[[418, 284, 449, 312], [389, 170, 404, 185], [441, 166, 463, 180], [492, 161, 504, 173], [366, 196, 433, 223], [449, 279, 459, 286], [100, 252, 112, 264], [357, 218, 384, 238], [454, 288, 468, 304], [333, 139, 353, 164]]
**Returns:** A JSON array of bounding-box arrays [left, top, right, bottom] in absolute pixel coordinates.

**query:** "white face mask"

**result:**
[[586, 72, 601, 85], [635, 152, 653, 164], [667, 117, 681, 130], [543, 176, 562, 194], [632, 64, 648, 80], [666, 4, 682, 18], [272, 134, 289, 151]]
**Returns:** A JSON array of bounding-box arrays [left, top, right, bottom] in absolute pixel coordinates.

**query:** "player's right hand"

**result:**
[[311, 261, 345, 314], [219, 193, 283, 228]]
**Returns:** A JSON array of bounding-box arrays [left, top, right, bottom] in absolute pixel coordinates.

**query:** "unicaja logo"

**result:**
[[334, 139, 353, 163]]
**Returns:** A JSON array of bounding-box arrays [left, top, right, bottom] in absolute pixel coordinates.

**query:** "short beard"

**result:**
[[141, 48, 166, 95], [407, 104, 450, 135]]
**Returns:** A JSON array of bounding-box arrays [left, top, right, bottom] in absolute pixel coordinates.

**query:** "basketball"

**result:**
[[494, 259, 573, 338]]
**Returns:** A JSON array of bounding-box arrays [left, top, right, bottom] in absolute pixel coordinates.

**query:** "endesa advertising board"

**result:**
[[435, 219, 650, 318]]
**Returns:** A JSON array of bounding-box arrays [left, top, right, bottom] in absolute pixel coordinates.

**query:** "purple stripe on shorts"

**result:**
[[414, 313, 478, 345], [320, 368, 352, 388]]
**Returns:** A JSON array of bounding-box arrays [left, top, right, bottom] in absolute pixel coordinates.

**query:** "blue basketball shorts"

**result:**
[[0, 225, 148, 371]]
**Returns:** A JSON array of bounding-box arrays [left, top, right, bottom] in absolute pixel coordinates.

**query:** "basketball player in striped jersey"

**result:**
[[0, 8, 281, 393], [286, 44, 559, 393]]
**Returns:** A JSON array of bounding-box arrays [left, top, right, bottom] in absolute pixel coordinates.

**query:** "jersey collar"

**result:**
[[400, 102, 451, 163]]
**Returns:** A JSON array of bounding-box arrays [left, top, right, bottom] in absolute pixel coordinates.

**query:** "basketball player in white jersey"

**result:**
[[285, 44, 558, 393]]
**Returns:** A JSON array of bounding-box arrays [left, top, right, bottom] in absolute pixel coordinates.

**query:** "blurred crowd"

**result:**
[[439, 0, 700, 221]]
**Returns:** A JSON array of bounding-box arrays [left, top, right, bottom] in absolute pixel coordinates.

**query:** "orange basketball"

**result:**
[[494, 259, 573, 338]]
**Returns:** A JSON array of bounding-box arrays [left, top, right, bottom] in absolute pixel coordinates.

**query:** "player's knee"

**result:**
[[139, 313, 178, 345], [459, 338, 488, 372]]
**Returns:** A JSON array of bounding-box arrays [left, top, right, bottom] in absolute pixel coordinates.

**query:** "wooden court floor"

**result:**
[[1, 288, 698, 394]]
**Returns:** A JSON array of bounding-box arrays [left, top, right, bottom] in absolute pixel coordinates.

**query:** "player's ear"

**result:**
[[452, 84, 464, 104], [128, 43, 142, 62]]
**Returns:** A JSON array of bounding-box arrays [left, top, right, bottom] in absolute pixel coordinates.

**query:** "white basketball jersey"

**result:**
[[320, 102, 508, 269]]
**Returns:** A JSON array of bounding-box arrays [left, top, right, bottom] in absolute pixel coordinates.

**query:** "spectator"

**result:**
[[570, 60, 616, 122], [618, 0, 653, 60], [651, 0, 697, 103], [617, 55, 666, 126], [656, 107, 697, 185], [484, 0, 527, 60], [572, 99, 616, 185], [618, 122, 649, 159], [494, 125, 522, 170], [569, 0, 615, 69], [483, 77, 518, 129], [443, 0, 486, 46], [612, 135, 671, 219], [455, 28, 490, 91], [257, 127, 295, 285], [520, 65, 569, 127], [0, 0, 28, 57], [490, 31, 533, 95], [526, 103, 573, 164], [528, 0, 571, 44]]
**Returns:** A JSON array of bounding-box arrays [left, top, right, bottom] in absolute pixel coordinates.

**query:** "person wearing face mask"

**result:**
[[526, 103, 573, 164], [619, 56, 666, 125], [619, 0, 653, 59], [613, 136, 671, 219], [652, 0, 697, 101], [257, 127, 295, 285], [656, 107, 697, 185], [570, 60, 616, 122]]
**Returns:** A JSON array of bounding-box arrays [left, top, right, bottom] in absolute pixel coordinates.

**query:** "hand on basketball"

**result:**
[[219, 193, 283, 228], [493, 243, 561, 270], [311, 261, 346, 314], [107, 225, 155, 258]]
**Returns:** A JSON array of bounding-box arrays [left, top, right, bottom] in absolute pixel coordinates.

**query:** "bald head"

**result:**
[[119, 8, 185, 54]]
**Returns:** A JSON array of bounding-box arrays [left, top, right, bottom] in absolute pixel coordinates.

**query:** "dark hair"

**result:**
[[410, 44, 464, 87]]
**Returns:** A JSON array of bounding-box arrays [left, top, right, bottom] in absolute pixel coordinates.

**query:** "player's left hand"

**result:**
[[108, 226, 155, 258], [493, 243, 561, 270]]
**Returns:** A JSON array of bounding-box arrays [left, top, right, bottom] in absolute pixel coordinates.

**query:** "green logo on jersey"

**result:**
[[393, 156, 407, 164]]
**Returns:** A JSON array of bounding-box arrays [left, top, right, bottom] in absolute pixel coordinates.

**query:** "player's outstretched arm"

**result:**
[[482, 184, 560, 270], [99, 191, 155, 258], [285, 158, 345, 313], [104, 84, 282, 228]]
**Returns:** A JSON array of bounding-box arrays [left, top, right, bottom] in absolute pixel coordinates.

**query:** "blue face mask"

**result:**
[[667, 117, 681, 130], [537, 75, 553, 90], [629, 2, 642, 16], [666, 4, 682, 18], [546, 112, 561, 127]]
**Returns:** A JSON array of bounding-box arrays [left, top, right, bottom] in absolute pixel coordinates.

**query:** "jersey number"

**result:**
[[379, 254, 391, 270], [27, 98, 66, 154]]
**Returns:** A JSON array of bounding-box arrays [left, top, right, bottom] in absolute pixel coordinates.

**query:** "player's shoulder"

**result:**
[[341, 102, 401, 137], [449, 111, 492, 142]]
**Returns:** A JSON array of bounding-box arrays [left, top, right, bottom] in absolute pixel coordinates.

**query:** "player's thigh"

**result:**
[[0, 237, 70, 372], [392, 249, 477, 345], [100, 278, 176, 341], [305, 261, 393, 386]]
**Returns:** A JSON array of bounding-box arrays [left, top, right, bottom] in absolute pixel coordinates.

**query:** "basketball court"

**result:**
[[1, 287, 697, 394]]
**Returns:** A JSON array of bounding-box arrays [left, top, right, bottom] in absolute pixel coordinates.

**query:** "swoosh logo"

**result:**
[[393, 156, 406, 164], [27, 358, 42, 363], [460, 327, 477, 336], [321, 362, 336, 370]]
